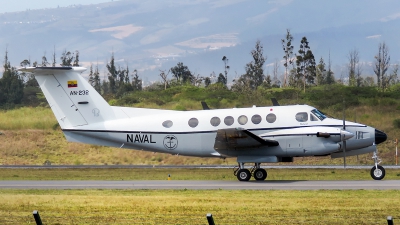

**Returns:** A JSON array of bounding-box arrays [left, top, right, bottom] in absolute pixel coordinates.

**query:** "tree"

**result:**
[[41, 52, 49, 67], [373, 42, 390, 90], [20, 59, 30, 67], [316, 57, 326, 85], [272, 59, 281, 87], [159, 69, 170, 90], [88, 64, 95, 87], [52, 46, 56, 67], [93, 64, 101, 92], [131, 69, 142, 91], [204, 77, 211, 87], [73, 50, 79, 67], [106, 53, 117, 94], [60, 49, 74, 66], [347, 48, 360, 87], [326, 51, 335, 85], [296, 36, 316, 92], [282, 29, 294, 87], [170, 62, 193, 84], [217, 73, 227, 85], [0, 49, 24, 107], [222, 56, 230, 85]]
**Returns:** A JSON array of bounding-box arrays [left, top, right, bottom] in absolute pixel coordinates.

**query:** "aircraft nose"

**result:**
[[375, 129, 387, 144]]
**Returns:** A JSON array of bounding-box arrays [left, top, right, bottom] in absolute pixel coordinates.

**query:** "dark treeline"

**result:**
[[1, 29, 400, 110]]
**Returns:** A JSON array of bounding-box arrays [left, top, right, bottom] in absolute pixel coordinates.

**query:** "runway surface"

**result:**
[[0, 180, 399, 190], [1, 165, 400, 169]]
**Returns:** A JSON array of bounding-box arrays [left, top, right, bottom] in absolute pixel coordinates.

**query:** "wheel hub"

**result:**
[[255, 171, 263, 179], [374, 169, 382, 177]]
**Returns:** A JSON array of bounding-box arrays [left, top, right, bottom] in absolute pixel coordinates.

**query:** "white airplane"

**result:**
[[19, 66, 388, 181]]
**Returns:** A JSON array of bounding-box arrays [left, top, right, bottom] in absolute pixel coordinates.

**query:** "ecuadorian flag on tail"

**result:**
[[68, 80, 77, 88]]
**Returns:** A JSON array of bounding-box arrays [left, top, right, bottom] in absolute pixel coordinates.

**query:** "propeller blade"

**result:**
[[342, 99, 346, 169]]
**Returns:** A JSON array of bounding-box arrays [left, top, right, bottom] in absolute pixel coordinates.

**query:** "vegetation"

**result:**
[[1, 30, 400, 166], [0, 189, 399, 224], [0, 168, 400, 181]]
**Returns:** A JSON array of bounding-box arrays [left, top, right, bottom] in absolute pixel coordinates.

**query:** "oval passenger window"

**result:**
[[266, 113, 276, 123], [251, 114, 262, 124], [224, 116, 234, 126], [238, 115, 248, 125], [162, 120, 173, 128], [188, 118, 199, 128], [210, 117, 221, 127]]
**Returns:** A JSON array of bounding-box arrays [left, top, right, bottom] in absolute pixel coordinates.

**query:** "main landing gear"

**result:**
[[370, 151, 385, 180], [234, 163, 267, 181]]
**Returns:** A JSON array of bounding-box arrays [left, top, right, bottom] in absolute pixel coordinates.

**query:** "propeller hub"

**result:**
[[340, 130, 354, 141]]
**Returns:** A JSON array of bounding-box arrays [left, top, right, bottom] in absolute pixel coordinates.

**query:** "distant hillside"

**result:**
[[1, 0, 400, 83]]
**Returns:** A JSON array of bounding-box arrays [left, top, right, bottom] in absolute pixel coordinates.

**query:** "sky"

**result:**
[[0, 0, 113, 14]]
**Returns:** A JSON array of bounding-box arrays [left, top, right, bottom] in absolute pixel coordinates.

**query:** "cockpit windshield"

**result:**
[[311, 109, 327, 121]]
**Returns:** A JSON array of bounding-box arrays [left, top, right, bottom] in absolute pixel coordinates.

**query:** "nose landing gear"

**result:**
[[370, 151, 385, 180]]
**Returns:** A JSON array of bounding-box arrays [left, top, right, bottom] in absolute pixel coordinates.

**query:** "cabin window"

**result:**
[[295, 112, 308, 122], [266, 113, 276, 123], [224, 116, 234, 126], [210, 117, 221, 127], [162, 120, 173, 128], [238, 115, 248, 125], [251, 114, 262, 124], [188, 118, 199, 128]]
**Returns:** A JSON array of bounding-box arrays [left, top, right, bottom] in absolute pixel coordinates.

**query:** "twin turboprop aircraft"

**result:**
[[19, 66, 388, 181]]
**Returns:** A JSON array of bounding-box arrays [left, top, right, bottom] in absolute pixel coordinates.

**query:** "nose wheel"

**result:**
[[371, 151, 385, 180]]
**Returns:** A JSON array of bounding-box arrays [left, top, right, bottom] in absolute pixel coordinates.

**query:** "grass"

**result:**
[[1, 168, 400, 180], [0, 128, 396, 166], [0, 189, 399, 224], [0, 107, 55, 130], [0, 103, 400, 165]]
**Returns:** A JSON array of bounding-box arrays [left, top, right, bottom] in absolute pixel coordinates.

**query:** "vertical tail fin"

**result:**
[[19, 67, 117, 128]]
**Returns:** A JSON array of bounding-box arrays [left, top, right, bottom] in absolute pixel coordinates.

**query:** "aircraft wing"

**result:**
[[214, 128, 279, 151]]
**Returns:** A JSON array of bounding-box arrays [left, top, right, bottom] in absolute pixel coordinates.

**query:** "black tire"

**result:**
[[370, 165, 385, 180], [236, 169, 251, 181], [254, 168, 267, 181]]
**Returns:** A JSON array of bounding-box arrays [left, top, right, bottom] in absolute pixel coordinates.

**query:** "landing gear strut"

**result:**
[[234, 163, 267, 181], [370, 151, 385, 180]]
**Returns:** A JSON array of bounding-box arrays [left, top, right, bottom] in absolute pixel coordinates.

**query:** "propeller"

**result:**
[[342, 100, 347, 169]]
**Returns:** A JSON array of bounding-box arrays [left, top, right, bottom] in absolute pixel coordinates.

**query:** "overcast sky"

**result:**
[[0, 0, 112, 14]]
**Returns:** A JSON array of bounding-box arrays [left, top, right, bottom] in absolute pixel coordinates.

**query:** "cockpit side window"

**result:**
[[295, 112, 308, 122], [310, 114, 318, 121], [311, 109, 327, 121]]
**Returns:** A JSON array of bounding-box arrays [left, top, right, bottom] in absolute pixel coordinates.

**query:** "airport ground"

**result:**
[[0, 168, 399, 224]]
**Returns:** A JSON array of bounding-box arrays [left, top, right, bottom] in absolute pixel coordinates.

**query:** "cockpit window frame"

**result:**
[[311, 109, 327, 121]]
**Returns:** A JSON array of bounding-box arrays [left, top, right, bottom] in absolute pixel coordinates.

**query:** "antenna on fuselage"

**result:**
[[201, 101, 210, 110], [271, 98, 280, 106]]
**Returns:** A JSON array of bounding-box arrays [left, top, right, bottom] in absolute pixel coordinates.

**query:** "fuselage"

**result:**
[[63, 104, 382, 158]]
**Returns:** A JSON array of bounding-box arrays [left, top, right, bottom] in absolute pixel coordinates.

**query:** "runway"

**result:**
[[0, 180, 399, 190]]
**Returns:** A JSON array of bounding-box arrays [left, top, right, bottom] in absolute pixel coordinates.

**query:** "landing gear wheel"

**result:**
[[253, 168, 267, 181], [237, 169, 251, 181], [370, 165, 385, 180]]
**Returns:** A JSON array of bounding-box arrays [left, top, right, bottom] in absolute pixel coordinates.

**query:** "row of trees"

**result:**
[[0, 29, 399, 108]]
